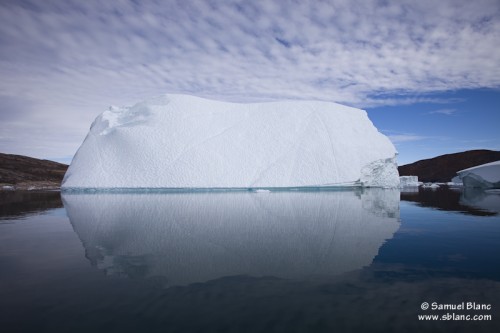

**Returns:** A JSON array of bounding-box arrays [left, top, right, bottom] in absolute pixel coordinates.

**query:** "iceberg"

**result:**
[[62, 94, 399, 189], [456, 161, 500, 189], [399, 176, 419, 187], [448, 176, 463, 186]]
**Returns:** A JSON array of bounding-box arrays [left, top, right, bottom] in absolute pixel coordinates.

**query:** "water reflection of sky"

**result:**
[[375, 201, 500, 280]]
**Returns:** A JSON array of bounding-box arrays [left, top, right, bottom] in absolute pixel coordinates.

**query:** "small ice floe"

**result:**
[[253, 189, 271, 193], [421, 183, 440, 190], [2, 185, 15, 191]]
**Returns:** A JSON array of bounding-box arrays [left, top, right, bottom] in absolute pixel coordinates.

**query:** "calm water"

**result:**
[[1, 188, 499, 332]]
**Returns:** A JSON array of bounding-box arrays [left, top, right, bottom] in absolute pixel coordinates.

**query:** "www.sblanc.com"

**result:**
[[418, 313, 492, 321]]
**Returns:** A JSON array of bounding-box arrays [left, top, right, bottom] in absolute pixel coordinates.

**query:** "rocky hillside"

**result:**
[[398, 150, 500, 182], [0, 153, 68, 190]]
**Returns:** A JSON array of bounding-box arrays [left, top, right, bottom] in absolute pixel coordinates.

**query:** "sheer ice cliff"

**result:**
[[62, 94, 399, 189]]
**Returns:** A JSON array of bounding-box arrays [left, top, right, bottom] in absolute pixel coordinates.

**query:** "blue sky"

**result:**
[[0, 0, 499, 165], [370, 89, 500, 164]]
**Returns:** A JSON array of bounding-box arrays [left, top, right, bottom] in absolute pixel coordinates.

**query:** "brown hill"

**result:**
[[0, 153, 68, 189], [398, 150, 500, 182]]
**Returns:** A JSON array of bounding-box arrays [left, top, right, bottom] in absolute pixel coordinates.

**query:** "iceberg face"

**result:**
[[62, 94, 399, 189], [457, 161, 500, 189], [360, 157, 400, 188]]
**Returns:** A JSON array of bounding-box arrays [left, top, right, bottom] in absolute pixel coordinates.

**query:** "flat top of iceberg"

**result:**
[[63, 94, 398, 189]]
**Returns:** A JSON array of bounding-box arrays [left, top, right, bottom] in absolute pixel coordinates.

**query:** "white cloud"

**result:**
[[387, 134, 429, 144], [0, 0, 499, 159], [428, 109, 457, 115]]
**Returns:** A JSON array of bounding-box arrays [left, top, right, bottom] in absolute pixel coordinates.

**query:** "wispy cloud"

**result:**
[[428, 108, 457, 115], [0, 0, 499, 159], [387, 134, 429, 144]]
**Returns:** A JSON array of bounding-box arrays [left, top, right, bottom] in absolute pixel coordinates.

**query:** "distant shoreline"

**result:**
[[0, 152, 67, 191], [1, 181, 62, 191]]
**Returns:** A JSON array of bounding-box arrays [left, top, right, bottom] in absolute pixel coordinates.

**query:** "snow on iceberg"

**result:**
[[457, 160, 500, 189], [62, 94, 399, 189]]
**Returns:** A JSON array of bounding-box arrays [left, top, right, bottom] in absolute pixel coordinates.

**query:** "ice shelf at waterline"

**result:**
[[62, 94, 400, 189]]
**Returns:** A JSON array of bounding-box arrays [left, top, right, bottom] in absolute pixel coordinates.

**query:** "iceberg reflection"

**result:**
[[460, 188, 500, 214], [401, 187, 500, 216], [63, 190, 400, 287]]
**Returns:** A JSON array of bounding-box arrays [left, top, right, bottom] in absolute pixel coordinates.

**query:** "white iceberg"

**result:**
[[62, 94, 399, 189], [399, 176, 419, 187], [448, 176, 463, 186], [457, 160, 500, 189]]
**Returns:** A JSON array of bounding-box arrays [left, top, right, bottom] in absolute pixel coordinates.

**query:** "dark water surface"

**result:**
[[1, 188, 499, 332]]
